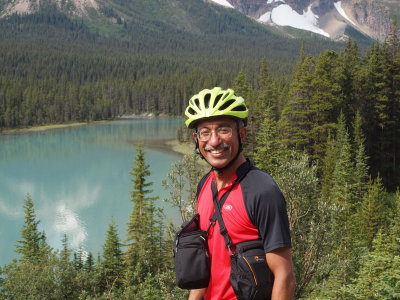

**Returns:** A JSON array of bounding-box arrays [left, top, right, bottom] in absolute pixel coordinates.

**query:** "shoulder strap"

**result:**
[[196, 171, 212, 200], [210, 160, 253, 254]]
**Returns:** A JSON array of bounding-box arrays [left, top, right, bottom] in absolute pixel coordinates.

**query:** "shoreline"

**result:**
[[165, 140, 194, 156], [0, 118, 194, 158], [0, 114, 165, 135], [0, 122, 98, 135]]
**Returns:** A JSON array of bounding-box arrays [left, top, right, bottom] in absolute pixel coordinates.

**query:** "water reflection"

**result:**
[[0, 118, 183, 265], [0, 119, 181, 161]]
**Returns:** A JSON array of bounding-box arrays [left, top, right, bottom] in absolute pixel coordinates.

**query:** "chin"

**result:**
[[205, 157, 230, 169]]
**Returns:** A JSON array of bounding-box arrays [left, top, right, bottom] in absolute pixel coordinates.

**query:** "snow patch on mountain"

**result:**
[[259, 11, 272, 23], [334, 1, 356, 26], [259, 4, 330, 38], [211, 0, 234, 8]]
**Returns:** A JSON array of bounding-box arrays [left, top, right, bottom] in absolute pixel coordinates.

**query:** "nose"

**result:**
[[208, 130, 221, 146]]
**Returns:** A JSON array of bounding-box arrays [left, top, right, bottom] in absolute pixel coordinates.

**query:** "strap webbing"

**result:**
[[209, 160, 253, 253]]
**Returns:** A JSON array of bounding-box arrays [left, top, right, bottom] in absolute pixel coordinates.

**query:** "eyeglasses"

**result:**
[[196, 126, 233, 142]]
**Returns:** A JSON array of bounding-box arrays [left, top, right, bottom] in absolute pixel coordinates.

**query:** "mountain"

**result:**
[[208, 0, 400, 41], [1, 0, 384, 43], [0, 0, 351, 65]]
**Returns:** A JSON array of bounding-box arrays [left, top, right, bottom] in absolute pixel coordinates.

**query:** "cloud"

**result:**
[[54, 203, 87, 248], [0, 197, 22, 218]]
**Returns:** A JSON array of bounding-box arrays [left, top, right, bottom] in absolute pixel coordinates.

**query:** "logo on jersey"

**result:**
[[223, 204, 233, 211]]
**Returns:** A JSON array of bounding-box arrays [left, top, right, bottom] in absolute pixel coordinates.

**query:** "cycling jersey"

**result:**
[[196, 161, 291, 300]]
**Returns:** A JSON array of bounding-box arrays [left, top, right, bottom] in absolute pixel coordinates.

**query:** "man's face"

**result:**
[[193, 117, 246, 169]]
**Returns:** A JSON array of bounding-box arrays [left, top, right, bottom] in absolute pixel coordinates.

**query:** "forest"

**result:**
[[0, 4, 400, 299], [0, 4, 347, 130]]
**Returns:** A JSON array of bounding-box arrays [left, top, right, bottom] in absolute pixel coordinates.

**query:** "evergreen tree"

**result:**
[[124, 143, 162, 295], [309, 50, 342, 161], [358, 42, 393, 187], [279, 55, 315, 151], [320, 133, 336, 202], [15, 193, 44, 263], [352, 111, 369, 199], [54, 234, 76, 299], [345, 207, 400, 300], [337, 38, 360, 122], [102, 217, 124, 295], [254, 107, 288, 174], [359, 177, 389, 249]]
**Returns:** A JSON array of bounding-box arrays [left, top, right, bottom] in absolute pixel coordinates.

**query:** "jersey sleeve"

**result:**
[[241, 168, 292, 253]]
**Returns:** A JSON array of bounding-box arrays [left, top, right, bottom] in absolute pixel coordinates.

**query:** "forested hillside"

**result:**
[[0, 1, 349, 129]]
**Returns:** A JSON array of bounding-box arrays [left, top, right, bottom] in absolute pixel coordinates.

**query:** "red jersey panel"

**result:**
[[197, 171, 260, 300]]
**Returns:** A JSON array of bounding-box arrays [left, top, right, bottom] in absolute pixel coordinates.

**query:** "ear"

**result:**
[[193, 131, 198, 143], [239, 126, 247, 142]]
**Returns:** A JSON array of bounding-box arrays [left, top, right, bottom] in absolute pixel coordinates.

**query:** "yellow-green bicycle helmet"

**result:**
[[185, 87, 248, 128]]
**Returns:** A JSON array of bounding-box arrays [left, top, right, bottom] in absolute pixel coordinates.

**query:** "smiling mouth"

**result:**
[[204, 143, 229, 154], [209, 149, 225, 154]]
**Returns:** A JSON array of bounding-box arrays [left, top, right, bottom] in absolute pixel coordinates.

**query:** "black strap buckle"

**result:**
[[205, 219, 216, 235]]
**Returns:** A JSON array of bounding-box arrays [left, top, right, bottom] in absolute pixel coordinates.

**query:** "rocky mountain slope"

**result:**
[[1, 0, 396, 42], [209, 0, 400, 40]]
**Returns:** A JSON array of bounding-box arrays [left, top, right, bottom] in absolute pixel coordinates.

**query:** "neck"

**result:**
[[214, 154, 246, 190]]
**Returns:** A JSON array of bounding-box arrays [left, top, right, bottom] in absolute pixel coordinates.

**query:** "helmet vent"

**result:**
[[232, 105, 247, 112], [214, 94, 223, 107], [188, 108, 196, 115], [219, 99, 235, 111], [194, 98, 200, 108], [204, 93, 211, 108]]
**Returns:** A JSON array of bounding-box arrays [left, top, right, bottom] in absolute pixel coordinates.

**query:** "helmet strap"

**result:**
[[195, 141, 205, 160]]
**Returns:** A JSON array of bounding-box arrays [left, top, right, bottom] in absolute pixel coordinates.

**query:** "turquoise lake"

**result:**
[[0, 118, 184, 266]]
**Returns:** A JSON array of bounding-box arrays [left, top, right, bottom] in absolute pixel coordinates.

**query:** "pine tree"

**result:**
[[345, 205, 400, 300], [358, 42, 392, 187], [55, 234, 76, 299], [352, 111, 369, 200], [252, 58, 280, 147], [254, 107, 288, 175], [309, 50, 342, 161], [337, 38, 360, 122], [279, 55, 315, 151], [324, 112, 359, 291], [321, 133, 336, 202], [124, 143, 161, 294], [359, 177, 388, 249], [15, 193, 44, 263], [84, 252, 94, 272], [102, 217, 124, 295]]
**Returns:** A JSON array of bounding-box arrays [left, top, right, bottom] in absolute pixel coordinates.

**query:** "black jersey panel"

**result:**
[[240, 167, 292, 253]]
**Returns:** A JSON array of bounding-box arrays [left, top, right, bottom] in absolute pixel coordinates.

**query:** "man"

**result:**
[[185, 87, 295, 300]]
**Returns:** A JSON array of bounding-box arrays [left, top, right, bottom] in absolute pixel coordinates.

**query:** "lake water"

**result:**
[[0, 118, 184, 266]]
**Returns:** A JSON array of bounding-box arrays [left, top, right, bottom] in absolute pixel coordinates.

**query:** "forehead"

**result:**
[[196, 117, 236, 130]]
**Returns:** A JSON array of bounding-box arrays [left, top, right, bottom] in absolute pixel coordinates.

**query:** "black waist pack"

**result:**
[[173, 213, 210, 289], [230, 239, 274, 300]]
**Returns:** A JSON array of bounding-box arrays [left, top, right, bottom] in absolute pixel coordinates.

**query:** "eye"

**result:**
[[217, 127, 230, 134], [199, 129, 210, 137]]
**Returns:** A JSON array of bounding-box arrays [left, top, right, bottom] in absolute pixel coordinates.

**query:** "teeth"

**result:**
[[210, 149, 224, 154]]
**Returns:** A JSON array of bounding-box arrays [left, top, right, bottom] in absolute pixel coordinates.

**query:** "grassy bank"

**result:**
[[0, 122, 92, 135], [166, 140, 194, 156]]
